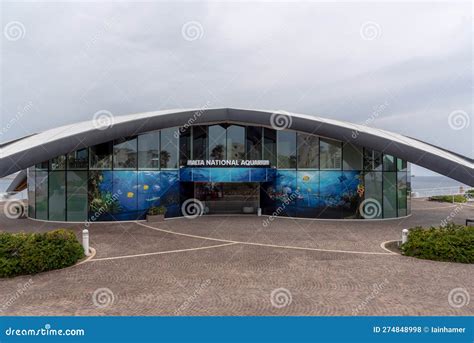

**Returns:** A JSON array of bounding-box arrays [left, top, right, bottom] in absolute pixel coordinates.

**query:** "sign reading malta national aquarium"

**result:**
[[186, 160, 271, 167]]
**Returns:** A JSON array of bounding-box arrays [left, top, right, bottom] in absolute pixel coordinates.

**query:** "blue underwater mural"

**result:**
[[179, 168, 274, 183], [89, 170, 180, 220]]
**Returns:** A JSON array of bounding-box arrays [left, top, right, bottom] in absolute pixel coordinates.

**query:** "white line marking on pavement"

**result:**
[[88, 242, 238, 262], [137, 222, 395, 256]]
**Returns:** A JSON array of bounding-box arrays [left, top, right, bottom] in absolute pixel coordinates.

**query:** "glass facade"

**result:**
[[27, 123, 410, 221]]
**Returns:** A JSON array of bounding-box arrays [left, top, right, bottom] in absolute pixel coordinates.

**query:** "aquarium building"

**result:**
[[2, 108, 473, 221]]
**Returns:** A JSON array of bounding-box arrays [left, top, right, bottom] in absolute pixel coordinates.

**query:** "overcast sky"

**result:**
[[1, 1, 472, 176]]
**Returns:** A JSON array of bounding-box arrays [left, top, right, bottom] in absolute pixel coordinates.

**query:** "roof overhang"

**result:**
[[1, 108, 472, 185]]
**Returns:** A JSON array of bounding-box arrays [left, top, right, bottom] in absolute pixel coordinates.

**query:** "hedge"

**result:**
[[0, 229, 84, 277], [401, 223, 474, 263], [429, 195, 467, 203]]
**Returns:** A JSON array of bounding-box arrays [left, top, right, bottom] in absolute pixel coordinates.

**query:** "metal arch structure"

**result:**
[[1, 108, 473, 186]]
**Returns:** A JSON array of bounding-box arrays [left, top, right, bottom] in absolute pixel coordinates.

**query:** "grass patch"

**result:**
[[429, 195, 467, 203], [401, 223, 474, 263], [0, 229, 84, 278]]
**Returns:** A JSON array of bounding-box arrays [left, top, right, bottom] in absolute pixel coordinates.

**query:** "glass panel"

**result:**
[[138, 131, 160, 170], [407, 166, 412, 214], [160, 128, 178, 169], [320, 138, 342, 170], [27, 168, 35, 218], [208, 124, 226, 160], [263, 128, 277, 167], [36, 161, 49, 170], [297, 133, 319, 169], [192, 125, 208, 160], [226, 125, 245, 161], [319, 171, 343, 219], [383, 154, 396, 171], [179, 127, 191, 166], [246, 126, 262, 160], [383, 172, 397, 218], [397, 158, 407, 172], [35, 170, 48, 220], [277, 131, 296, 169], [67, 148, 88, 170], [66, 171, 88, 221], [113, 137, 137, 170], [363, 171, 383, 219], [90, 142, 112, 169], [48, 171, 66, 221], [343, 143, 363, 170], [363, 148, 383, 171], [49, 155, 66, 170], [397, 171, 407, 216]]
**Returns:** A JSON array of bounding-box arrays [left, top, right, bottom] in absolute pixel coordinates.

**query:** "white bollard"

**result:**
[[257, 208, 262, 216], [401, 229, 409, 244], [82, 229, 90, 256]]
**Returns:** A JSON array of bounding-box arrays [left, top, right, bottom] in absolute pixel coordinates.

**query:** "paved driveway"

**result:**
[[0, 199, 472, 316]]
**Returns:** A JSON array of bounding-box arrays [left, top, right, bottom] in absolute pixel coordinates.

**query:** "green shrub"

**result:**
[[401, 223, 474, 263], [148, 206, 166, 216], [429, 195, 467, 203], [0, 229, 84, 278]]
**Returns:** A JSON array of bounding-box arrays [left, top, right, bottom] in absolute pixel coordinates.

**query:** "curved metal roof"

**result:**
[[1, 108, 473, 185]]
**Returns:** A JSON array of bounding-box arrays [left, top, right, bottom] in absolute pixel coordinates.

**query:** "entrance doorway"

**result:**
[[194, 182, 259, 214]]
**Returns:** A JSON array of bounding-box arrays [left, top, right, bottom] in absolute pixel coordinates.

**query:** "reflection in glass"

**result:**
[[90, 142, 113, 169], [27, 168, 35, 218], [161, 128, 178, 169], [35, 171, 48, 220], [209, 125, 226, 160], [397, 172, 407, 216], [383, 172, 397, 218], [138, 131, 160, 170], [114, 137, 137, 169], [179, 127, 191, 166], [363, 171, 383, 218], [320, 138, 341, 170], [49, 155, 66, 170], [343, 143, 363, 170], [297, 133, 319, 169], [263, 128, 277, 167], [277, 131, 296, 168], [67, 171, 88, 221], [193, 126, 208, 160], [226, 125, 245, 161], [363, 149, 383, 171], [48, 171, 66, 221], [246, 126, 262, 160], [67, 149, 88, 170], [383, 154, 396, 171]]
